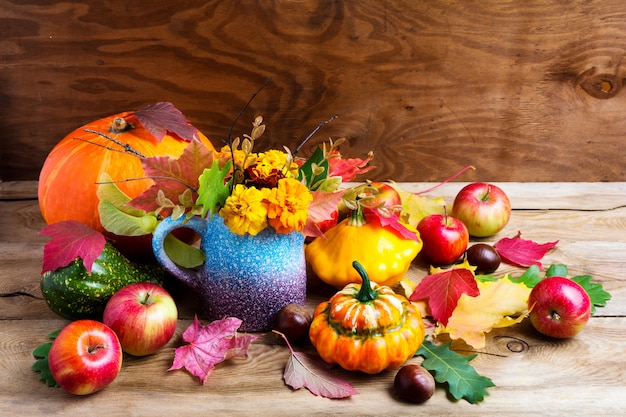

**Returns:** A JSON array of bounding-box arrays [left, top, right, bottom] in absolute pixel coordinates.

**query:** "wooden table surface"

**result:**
[[1, 181, 625, 416]]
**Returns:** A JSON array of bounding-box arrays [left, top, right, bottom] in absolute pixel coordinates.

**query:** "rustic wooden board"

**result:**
[[1, 181, 626, 415], [2, 1, 626, 183]]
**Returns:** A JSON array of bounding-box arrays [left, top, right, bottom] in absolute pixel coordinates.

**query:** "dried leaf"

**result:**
[[409, 268, 480, 326], [417, 338, 495, 404], [434, 276, 531, 349], [135, 102, 199, 142], [276, 332, 357, 399], [169, 316, 259, 385], [129, 140, 214, 214], [39, 221, 106, 274], [494, 231, 558, 269]]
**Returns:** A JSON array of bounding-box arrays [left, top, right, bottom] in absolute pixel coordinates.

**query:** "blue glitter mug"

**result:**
[[152, 215, 307, 332]]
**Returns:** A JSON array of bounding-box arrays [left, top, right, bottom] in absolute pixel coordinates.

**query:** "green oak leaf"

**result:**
[[32, 330, 61, 388], [197, 160, 232, 218], [416, 339, 495, 404], [571, 275, 612, 314]]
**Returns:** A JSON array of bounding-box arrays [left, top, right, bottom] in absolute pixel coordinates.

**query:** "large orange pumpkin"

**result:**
[[38, 111, 214, 258]]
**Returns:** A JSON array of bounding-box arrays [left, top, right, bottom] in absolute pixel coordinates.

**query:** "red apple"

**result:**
[[528, 276, 591, 338], [48, 319, 122, 395], [416, 212, 469, 265], [451, 182, 511, 237], [363, 181, 402, 209], [103, 282, 178, 356]]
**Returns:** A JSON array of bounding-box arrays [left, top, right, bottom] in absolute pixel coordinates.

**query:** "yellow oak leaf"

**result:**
[[398, 191, 446, 228], [400, 278, 431, 319], [434, 276, 531, 349], [429, 259, 477, 275]]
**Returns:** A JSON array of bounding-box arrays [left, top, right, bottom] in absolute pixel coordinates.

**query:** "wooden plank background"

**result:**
[[2, 0, 626, 183]]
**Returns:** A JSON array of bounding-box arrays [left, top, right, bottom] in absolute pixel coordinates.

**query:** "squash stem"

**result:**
[[353, 261, 378, 302], [348, 205, 367, 227]]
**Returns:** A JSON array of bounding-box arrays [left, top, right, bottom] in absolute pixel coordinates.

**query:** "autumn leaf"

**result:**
[[434, 276, 531, 349], [275, 331, 357, 399], [39, 220, 106, 274], [398, 190, 446, 228], [129, 140, 214, 214], [365, 209, 420, 241], [494, 231, 558, 269], [169, 316, 259, 385], [417, 338, 495, 404], [409, 268, 480, 326], [327, 150, 374, 182], [301, 189, 345, 238], [135, 102, 199, 142]]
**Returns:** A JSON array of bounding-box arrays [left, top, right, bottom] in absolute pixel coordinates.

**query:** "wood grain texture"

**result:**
[[2, 1, 626, 183], [1, 182, 626, 415]]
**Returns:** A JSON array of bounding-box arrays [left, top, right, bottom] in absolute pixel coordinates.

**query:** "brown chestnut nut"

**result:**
[[466, 243, 501, 274], [273, 304, 312, 344], [394, 364, 435, 404]]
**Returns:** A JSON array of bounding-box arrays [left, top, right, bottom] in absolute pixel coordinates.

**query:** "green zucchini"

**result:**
[[41, 242, 168, 320]]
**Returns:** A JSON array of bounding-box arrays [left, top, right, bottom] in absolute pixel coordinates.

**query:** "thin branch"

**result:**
[[78, 129, 146, 158], [227, 77, 273, 147], [95, 176, 198, 193], [293, 115, 338, 156]]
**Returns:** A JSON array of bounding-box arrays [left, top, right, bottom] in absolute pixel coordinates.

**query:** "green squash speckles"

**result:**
[[40, 243, 168, 320]]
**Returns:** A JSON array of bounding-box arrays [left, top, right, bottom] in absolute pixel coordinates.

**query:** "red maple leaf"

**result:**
[[327, 150, 375, 181], [494, 231, 559, 270], [409, 268, 479, 326], [134, 102, 199, 142], [301, 190, 345, 238], [39, 220, 106, 274], [364, 208, 419, 241], [128, 140, 214, 213], [169, 316, 259, 385]]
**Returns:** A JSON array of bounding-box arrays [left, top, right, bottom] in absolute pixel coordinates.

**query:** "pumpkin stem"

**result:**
[[353, 261, 378, 302]]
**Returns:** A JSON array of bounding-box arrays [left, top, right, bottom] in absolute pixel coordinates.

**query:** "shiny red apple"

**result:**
[[363, 181, 402, 209], [416, 212, 469, 265], [451, 182, 511, 237], [48, 319, 123, 395], [528, 276, 591, 338], [103, 282, 178, 356]]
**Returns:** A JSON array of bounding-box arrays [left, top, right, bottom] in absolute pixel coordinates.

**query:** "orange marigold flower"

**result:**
[[266, 178, 313, 234]]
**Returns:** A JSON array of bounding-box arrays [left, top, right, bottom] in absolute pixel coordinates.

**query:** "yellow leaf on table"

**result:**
[[398, 191, 446, 228], [434, 276, 531, 349]]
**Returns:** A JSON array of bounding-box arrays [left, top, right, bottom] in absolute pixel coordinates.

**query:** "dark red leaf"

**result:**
[[135, 102, 199, 142], [128, 140, 214, 213], [494, 231, 559, 270], [276, 331, 357, 399], [39, 221, 106, 274], [409, 268, 479, 326], [169, 316, 259, 385]]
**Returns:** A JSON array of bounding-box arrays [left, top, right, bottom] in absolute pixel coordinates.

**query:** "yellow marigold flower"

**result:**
[[219, 145, 257, 169], [257, 149, 299, 178], [266, 178, 313, 234], [221, 184, 268, 236]]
